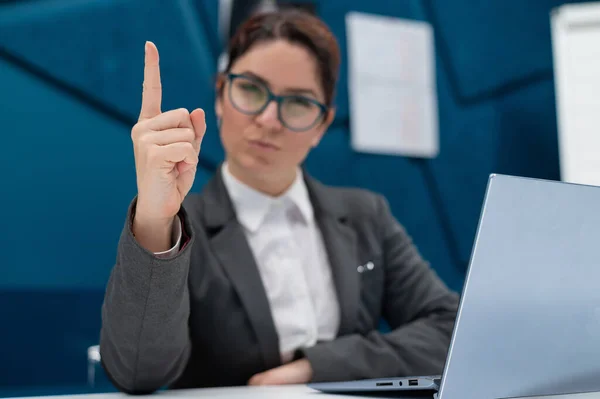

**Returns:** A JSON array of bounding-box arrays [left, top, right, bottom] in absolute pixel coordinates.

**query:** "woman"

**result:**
[[100, 9, 459, 395]]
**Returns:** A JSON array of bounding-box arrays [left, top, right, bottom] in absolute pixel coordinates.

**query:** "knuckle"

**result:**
[[176, 108, 190, 120], [142, 82, 162, 92], [132, 130, 150, 145], [184, 143, 198, 162], [131, 123, 142, 140], [184, 142, 195, 152], [132, 120, 151, 138], [185, 128, 195, 141]]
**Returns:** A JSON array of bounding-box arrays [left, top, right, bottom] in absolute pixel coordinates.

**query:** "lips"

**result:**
[[249, 139, 279, 150]]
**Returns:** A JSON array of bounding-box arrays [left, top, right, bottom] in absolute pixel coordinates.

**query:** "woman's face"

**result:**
[[216, 39, 334, 178]]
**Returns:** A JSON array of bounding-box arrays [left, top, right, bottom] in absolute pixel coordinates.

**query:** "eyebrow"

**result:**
[[241, 71, 320, 98]]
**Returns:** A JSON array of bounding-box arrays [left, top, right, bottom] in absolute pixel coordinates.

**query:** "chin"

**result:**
[[236, 152, 279, 175]]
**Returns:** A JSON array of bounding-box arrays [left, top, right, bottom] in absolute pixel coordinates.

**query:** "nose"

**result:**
[[255, 100, 282, 130]]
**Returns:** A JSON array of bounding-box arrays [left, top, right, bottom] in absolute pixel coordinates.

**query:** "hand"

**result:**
[[131, 42, 206, 249], [248, 359, 313, 386], [131, 41, 206, 251]]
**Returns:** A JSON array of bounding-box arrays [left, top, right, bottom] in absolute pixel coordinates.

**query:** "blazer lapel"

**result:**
[[305, 175, 361, 336], [200, 168, 281, 370]]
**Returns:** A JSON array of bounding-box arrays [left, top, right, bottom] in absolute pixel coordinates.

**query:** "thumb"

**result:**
[[190, 108, 206, 153], [190, 108, 206, 138]]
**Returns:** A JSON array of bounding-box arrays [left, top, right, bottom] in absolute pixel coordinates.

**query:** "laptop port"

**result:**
[[409, 379, 418, 386], [376, 382, 393, 387]]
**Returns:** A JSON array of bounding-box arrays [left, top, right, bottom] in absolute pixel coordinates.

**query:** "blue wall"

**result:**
[[0, 0, 584, 395]]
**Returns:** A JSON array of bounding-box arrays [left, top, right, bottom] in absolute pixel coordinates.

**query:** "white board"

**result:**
[[551, 2, 600, 186]]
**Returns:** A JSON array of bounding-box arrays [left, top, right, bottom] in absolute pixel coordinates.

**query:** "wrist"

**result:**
[[295, 358, 313, 382], [134, 193, 180, 228], [133, 212, 175, 231], [132, 213, 176, 253]]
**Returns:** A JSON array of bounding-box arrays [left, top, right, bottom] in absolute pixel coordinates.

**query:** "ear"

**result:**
[[215, 75, 225, 119], [310, 130, 325, 147], [215, 97, 223, 120], [310, 107, 336, 147]]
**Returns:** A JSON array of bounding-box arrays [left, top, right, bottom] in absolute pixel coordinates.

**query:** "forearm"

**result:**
[[302, 308, 455, 383], [100, 204, 193, 394]]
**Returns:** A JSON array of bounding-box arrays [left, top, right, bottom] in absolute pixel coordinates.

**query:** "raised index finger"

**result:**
[[139, 41, 162, 120]]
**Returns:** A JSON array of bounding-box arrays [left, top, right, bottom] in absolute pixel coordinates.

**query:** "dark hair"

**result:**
[[223, 9, 340, 107]]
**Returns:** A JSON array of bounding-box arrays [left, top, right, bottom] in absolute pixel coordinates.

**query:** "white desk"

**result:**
[[3, 385, 396, 399], [5, 386, 600, 399]]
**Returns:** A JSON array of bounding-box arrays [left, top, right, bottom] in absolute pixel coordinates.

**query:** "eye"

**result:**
[[238, 82, 262, 93], [288, 96, 313, 108]]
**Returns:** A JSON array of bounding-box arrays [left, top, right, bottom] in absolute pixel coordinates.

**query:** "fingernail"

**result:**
[[145, 41, 149, 53]]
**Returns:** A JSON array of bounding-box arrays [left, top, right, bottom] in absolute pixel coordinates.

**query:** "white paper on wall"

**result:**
[[346, 12, 439, 158]]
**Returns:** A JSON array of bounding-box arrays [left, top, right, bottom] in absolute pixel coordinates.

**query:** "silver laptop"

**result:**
[[310, 174, 600, 399]]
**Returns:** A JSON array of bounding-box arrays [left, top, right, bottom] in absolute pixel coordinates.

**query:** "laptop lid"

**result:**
[[438, 174, 600, 399]]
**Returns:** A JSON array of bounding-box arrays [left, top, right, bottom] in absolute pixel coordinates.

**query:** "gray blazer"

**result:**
[[99, 167, 459, 394]]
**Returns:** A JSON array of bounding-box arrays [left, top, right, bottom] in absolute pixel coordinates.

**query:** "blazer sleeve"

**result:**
[[99, 198, 195, 394], [302, 195, 459, 382]]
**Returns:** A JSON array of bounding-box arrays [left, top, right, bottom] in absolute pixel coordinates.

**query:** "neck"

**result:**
[[226, 159, 298, 197]]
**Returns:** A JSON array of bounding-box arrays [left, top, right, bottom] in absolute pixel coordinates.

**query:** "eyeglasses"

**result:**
[[226, 73, 328, 132]]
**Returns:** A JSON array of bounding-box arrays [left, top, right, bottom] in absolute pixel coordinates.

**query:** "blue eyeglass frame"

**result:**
[[226, 73, 328, 132]]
